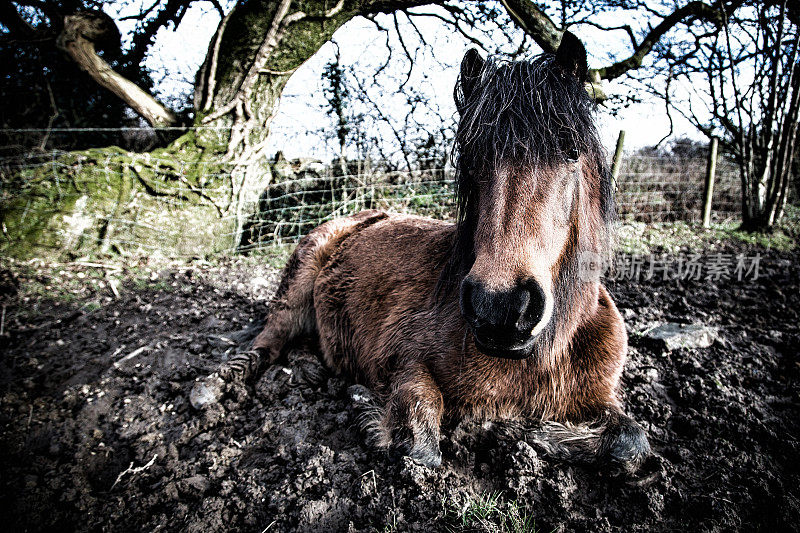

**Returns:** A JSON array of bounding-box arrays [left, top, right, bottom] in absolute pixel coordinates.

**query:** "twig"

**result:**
[[325, 0, 345, 17], [72, 261, 123, 272], [114, 345, 148, 368], [706, 494, 734, 505], [361, 469, 378, 493], [109, 345, 126, 358], [0, 305, 6, 336], [106, 275, 120, 299], [110, 454, 158, 490], [260, 521, 276, 533], [39, 79, 60, 151]]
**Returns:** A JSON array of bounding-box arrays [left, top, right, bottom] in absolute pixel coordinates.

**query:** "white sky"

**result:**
[[109, 1, 704, 160]]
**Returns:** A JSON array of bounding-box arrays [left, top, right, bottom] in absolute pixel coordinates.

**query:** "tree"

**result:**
[[729, 3, 799, 230], [643, 0, 799, 230], [321, 44, 351, 174], [11, 0, 746, 158], [1, 0, 760, 257]]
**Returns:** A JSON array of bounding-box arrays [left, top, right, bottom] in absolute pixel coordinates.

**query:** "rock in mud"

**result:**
[[189, 374, 225, 409], [643, 322, 718, 351]]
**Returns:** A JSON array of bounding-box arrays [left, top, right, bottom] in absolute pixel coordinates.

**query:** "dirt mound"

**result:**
[[1, 250, 798, 532]]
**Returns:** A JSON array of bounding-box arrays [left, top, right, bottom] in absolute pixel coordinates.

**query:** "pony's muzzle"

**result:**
[[459, 277, 550, 359]]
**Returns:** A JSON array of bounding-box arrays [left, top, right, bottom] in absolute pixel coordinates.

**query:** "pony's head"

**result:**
[[445, 33, 614, 360]]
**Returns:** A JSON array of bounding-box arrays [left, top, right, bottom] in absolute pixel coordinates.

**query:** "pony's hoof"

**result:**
[[292, 351, 327, 386], [408, 445, 442, 468], [391, 438, 442, 468], [189, 373, 225, 409], [348, 384, 376, 405], [600, 420, 651, 473]]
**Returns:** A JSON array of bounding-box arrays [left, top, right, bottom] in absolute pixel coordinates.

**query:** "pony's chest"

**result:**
[[438, 360, 550, 417]]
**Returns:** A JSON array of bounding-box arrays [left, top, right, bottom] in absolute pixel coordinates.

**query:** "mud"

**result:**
[[1, 247, 798, 532]]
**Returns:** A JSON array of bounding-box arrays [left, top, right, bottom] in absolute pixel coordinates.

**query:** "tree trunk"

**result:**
[[186, 0, 430, 240], [740, 37, 800, 231]]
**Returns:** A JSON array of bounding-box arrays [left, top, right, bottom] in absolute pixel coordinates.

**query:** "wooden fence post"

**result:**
[[610, 130, 625, 190], [702, 137, 718, 228]]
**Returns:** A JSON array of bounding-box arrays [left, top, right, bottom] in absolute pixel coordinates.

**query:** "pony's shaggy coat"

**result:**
[[238, 34, 649, 468]]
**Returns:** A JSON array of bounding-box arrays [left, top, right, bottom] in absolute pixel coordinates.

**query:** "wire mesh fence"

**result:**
[[0, 129, 742, 258], [237, 163, 455, 252], [615, 155, 740, 223]]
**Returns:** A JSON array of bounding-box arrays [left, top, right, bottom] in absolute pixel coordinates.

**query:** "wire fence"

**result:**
[[0, 131, 742, 258], [615, 154, 740, 223]]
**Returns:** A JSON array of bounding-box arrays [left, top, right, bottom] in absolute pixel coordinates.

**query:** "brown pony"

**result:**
[[196, 32, 650, 470]]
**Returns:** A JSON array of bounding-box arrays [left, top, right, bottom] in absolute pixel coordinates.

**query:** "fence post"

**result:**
[[702, 137, 718, 228], [610, 130, 625, 190]]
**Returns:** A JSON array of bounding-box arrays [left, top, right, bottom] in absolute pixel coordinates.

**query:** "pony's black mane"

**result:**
[[454, 54, 605, 168], [437, 52, 614, 296]]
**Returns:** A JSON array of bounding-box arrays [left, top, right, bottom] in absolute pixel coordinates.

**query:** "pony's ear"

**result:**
[[555, 31, 588, 82], [455, 48, 484, 112]]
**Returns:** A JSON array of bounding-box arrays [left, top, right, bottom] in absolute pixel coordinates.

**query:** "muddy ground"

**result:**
[[0, 244, 798, 532]]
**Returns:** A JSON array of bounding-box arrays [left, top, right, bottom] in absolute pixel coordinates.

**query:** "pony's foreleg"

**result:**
[[378, 363, 444, 468], [568, 286, 650, 471]]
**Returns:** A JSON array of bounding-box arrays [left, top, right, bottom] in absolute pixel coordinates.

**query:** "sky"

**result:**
[[108, 1, 705, 161]]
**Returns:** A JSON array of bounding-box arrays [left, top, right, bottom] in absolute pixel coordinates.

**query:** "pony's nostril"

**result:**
[[460, 278, 497, 328], [462, 278, 549, 339], [521, 281, 547, 332]]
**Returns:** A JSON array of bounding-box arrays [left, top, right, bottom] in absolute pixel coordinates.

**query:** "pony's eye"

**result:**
[[565, 148, 580, 163]]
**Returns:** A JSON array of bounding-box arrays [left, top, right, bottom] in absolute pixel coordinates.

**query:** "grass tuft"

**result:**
[[443, 491, 539, 533]]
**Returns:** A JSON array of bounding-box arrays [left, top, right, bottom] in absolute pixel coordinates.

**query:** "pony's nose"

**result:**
[[460, 277, 546, 343]]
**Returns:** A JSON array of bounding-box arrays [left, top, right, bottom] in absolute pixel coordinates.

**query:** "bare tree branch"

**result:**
[[499, 0, 561, 53], [57, 11, 178, 127], [501, 0, 745, 81]]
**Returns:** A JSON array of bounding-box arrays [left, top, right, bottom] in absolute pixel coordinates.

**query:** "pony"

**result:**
[[195, 32, 650, 470]]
